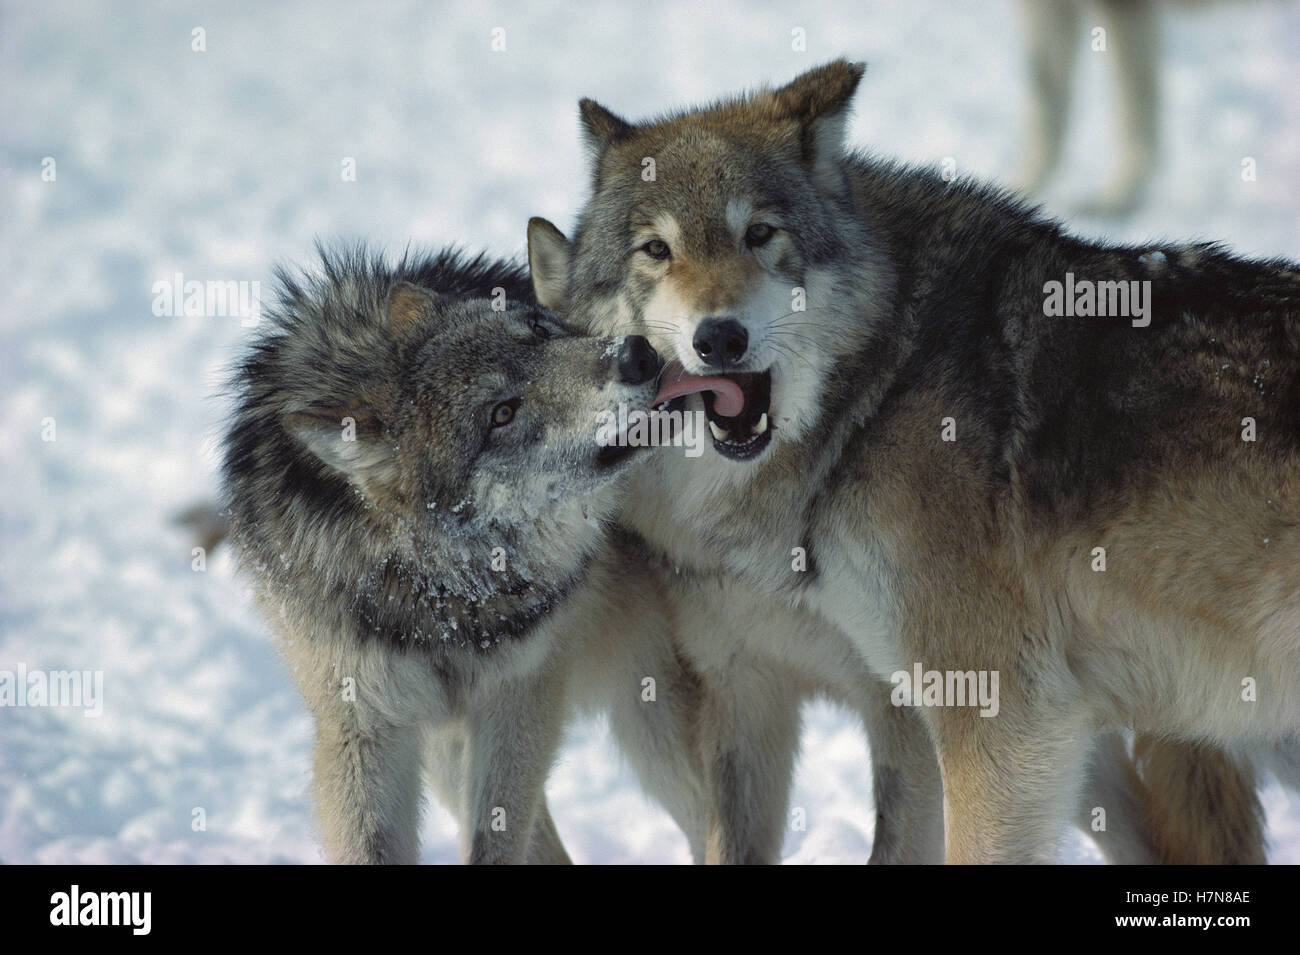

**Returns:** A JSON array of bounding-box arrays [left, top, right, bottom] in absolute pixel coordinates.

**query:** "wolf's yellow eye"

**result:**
[[642, 239, 671, 260], [745, 223, 776, 248], [491, 401, 517, 427]]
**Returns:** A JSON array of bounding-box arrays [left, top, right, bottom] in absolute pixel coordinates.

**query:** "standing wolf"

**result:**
[[222, 247, 708, 863], [529, 61, 1300, 863]]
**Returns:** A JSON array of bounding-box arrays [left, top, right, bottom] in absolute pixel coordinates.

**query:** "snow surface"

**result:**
[[2, 0, 1297, 864]]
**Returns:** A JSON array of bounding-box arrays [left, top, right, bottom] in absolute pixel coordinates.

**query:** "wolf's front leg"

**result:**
[[423, 723, 572, 864], [285, 635, 429, 865], [698, 664, 803, 864], [462, 668, 567, 865], [857, 682, 944, 864], [311, 713, 424, 865], [931, 702, 1092, 864]]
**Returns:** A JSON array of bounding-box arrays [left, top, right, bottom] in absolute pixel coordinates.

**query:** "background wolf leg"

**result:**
[[1015, 0, 1082, 196], [1017, 0, 1159, 212], [1084, 0, 1160, 213]]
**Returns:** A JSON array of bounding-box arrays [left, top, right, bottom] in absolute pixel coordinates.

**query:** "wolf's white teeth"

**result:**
[[708, 420, 729, 442], [752, 413, 768, 436]]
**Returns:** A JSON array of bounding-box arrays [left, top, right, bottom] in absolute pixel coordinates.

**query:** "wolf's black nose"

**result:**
[[693, 318, 747, 367], [617, 335, 661, 384]]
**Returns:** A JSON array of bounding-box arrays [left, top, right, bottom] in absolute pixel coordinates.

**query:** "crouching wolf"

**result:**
[[222, 247, 707, 863], [529, 60, 1300, 862]]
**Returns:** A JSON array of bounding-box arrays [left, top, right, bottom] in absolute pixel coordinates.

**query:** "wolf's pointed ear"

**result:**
[[284, 405, 400, 497], [578, 98, 634, 159], [387, 281, 438, 334], [527, 217, 572, 311], [771, 59, 866, 193]]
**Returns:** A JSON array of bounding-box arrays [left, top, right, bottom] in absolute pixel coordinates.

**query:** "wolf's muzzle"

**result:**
[[692, 317, 748, 367], [617, 335, 661, 384]]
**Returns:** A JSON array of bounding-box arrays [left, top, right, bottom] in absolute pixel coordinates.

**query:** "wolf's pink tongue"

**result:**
[[654, 361, 745, 418]]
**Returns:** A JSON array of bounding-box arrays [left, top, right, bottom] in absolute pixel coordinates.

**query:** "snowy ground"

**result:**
[[2, 0, 1297, 864]]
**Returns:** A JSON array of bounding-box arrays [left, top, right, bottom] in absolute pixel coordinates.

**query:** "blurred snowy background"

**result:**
[[2, 0, 1297, 864]]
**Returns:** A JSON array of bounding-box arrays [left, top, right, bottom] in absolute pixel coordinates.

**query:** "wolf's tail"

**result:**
[[1133, 735, 1266, 864], [174, 499, 231, 554]]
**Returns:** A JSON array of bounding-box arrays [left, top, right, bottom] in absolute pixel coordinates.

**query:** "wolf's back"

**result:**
[[846, 157, 1300, 506]]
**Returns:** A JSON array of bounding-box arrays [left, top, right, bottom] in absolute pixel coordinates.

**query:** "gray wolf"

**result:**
[[529, 60, 1300, 863], [222, 246, 707, 863]]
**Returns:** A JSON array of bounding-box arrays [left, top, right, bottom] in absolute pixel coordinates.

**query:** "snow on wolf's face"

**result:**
[[536, 60, 877, 465], [410, 303, 661, 533], [286, 284, 662, 547]]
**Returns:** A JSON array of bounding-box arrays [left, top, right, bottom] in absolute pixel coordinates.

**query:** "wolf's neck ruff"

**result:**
[[348, 552, 593, 653]]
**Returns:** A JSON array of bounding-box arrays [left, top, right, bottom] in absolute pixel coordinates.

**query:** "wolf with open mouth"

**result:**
[[529, 60, 1300, 863], [528, 65, 955, 864]]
